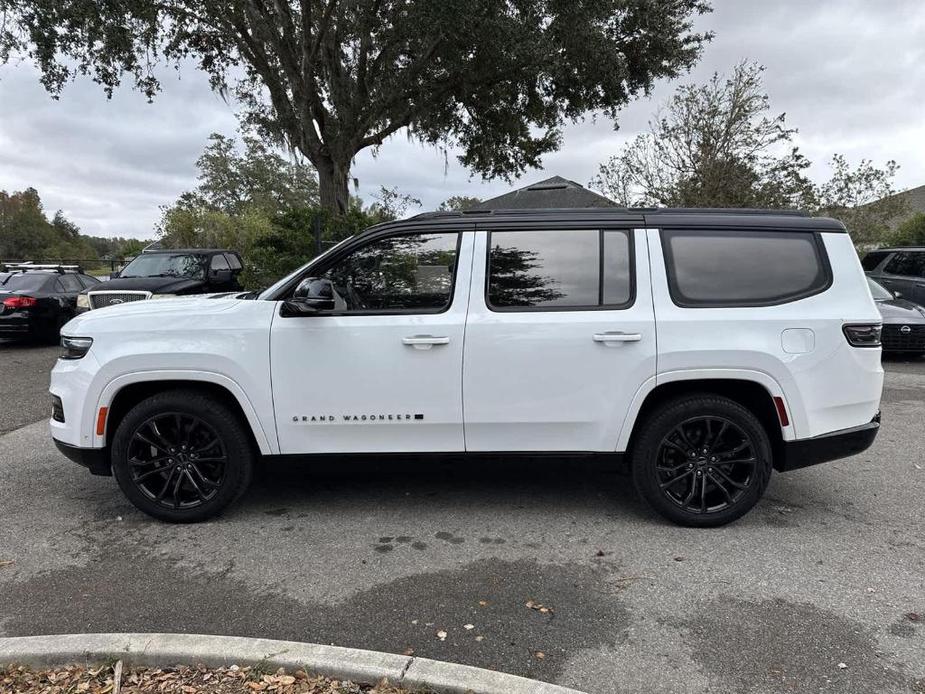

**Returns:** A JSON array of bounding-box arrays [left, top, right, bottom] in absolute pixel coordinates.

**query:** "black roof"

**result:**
[[473, 176, 617, 210], [402, 207, 846, 232], [142, 248, 240, 255]]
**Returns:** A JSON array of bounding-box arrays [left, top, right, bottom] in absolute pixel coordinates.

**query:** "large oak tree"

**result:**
[[1, 0, 711, 213]]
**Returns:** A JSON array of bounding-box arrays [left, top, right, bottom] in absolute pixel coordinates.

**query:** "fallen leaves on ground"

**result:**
[[0, 560, 14, 568], [0, 664, 411, 694], [524, 600, 553, 614]]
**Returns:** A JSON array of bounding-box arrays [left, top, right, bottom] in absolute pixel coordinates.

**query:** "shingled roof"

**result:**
[[473, 176, 616, 210]]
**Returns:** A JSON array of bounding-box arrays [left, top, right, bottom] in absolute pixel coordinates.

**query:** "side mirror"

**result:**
[[284, 277, 336, 315], [109, 271, 120, 279], [894, 290, 903, 299]]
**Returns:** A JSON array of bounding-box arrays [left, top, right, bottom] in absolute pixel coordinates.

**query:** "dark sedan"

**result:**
[[0, 268, 100, 342], [868, 277, 925, 355]]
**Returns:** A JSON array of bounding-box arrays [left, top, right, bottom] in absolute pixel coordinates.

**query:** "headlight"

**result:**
[[60, 336, 93, 360], [150, 293, 177, 300], [76, 293, 90, 309]]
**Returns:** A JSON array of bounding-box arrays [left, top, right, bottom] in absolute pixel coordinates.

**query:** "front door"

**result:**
[[463, 226, 656, 451], [271, 229, 473, 454]]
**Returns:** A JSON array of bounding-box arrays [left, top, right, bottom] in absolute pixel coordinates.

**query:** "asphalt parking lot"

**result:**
[[1, 340, 923, 694]]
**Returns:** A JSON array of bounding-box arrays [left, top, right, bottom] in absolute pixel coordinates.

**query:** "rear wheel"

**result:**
[[631, 394, 773, 527], [111, 389, 254, 522]]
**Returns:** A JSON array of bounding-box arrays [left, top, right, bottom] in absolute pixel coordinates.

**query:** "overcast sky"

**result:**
[[1, 0, 923, 240]]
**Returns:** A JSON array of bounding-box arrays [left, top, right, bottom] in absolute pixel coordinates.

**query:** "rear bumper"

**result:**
[[53, 438, 111, 476], [0, 315, 34, 335], [776, 413, 880, 472]]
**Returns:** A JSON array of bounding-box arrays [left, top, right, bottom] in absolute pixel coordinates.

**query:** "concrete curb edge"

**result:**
[[0, 633, 586, 694]]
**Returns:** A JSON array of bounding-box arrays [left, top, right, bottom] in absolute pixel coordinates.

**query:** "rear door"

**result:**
[[462, 225, 656, 452], [879, 251, 925, 303]]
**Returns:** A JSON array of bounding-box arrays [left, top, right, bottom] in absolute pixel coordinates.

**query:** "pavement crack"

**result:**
[[398, 655, 414, 683]]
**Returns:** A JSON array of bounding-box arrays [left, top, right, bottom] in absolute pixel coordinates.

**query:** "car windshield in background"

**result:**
[[120, 254, 206, 279], [0, 273, 51, 291], [867, 277, 893, 301]]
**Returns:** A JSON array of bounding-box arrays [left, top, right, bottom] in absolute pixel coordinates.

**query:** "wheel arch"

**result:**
[[619, 372, 792, 470], [97, 371, 274, 455]]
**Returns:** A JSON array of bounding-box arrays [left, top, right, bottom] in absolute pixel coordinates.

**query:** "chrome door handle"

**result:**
[[593, 331, 642, 343], [402, 335, 450, 350]]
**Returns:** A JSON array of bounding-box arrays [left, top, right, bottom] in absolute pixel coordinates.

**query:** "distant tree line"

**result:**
[[0, 188, 147, 266]]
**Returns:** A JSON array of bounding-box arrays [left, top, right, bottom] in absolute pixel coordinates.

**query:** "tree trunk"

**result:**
[[317, 160, 350, 215]]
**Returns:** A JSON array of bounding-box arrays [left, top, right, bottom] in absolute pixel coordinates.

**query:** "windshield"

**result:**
[[867, 277, 893, 301], [120, 253, 206, 279], [0, 273, 52, 292]]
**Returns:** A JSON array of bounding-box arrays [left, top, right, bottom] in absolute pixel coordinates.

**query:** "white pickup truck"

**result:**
[[50, 208, 883, 526]]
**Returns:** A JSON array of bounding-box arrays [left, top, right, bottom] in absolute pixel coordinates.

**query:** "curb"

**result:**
[[0, 633, 586, 694]]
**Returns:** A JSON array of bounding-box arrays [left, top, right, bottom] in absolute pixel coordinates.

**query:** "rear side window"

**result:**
[[487, 229, 633, 310], [861, 251, 890, 271], [59, 274, 83, 292], [884, 251, 925, 278], [661, 229, 831, 307], [224, 253, 243, 270]]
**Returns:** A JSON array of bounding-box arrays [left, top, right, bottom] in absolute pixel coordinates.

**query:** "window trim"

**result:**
[[660, 228, 833, 309], [280, 229, 464, 317], [484, 228, 636, 313]]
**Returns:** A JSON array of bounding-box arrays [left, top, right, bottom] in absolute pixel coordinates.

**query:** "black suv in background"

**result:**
[[0, 265, 100, 341], [78, 248, 243, 311], [863, 247, 925, 305]]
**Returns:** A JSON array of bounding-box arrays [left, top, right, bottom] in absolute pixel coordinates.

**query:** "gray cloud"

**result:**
[[0, 0, 923, 239]]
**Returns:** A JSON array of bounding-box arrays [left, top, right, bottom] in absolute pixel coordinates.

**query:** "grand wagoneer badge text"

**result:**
[[292, 413, 424, 423]]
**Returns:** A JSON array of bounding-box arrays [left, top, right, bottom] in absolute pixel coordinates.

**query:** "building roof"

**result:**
[[473, 176, 617, 210], [873, 183, 925, 229]]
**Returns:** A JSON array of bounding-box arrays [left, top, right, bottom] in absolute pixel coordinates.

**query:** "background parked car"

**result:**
[[78, 248, 243, 311], [863, 246, 925, 305], [0, 265, 100, 341], [867, 277, 925, 355]]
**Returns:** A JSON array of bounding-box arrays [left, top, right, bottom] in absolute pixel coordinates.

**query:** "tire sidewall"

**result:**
[[632, 395, 773, 527], [111, 391, 253, 523]]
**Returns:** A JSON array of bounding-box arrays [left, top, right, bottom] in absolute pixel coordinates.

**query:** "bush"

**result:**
[[883, 213, 925, 248]]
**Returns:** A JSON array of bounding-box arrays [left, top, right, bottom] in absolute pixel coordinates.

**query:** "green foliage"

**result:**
[[0, 187, 99, 262], [883, 213, 925, 248], [438, 196, 482, 212], [814, 155, 906, 246], [1, 0, 712, 212], [590, 61, 906, 246], [591, 62, 816, 209], [158, 133, 393, 289]]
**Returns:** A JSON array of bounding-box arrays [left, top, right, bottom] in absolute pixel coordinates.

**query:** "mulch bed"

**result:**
[[0, 663, 415, 694]]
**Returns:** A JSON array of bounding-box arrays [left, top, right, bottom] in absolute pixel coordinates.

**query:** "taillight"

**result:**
[[2, 296, 38, 309], [843, 323, 882, 348]]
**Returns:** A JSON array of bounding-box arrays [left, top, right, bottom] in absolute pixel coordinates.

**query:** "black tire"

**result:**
[[631, 394, 773, 527], [111, 389, 254, 523]]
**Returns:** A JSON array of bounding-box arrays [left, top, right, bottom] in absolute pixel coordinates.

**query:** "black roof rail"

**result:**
[[409, 207, 810, 221]]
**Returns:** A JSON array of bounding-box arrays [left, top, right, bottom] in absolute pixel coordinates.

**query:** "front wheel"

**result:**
[[111, 389, 254, 523], [631, 394, 773, 527]]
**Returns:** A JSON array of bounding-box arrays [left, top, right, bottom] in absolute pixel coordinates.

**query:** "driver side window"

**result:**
[[320, 232, 459, 313]]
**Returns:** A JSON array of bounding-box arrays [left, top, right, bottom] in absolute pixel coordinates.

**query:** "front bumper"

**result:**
[[53, 439, 111, 476], [776, 413, 880, 472]]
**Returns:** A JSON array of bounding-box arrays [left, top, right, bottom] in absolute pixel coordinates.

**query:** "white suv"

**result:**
[[50, 209, 883, 526]]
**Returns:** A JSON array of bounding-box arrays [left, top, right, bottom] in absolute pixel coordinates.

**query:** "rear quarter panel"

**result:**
[[648, 229, 882, 440]]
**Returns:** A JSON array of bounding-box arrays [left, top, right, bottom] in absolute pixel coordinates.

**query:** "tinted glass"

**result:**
[[320, 232, 458, 312], [861, 251, 889, 271], [79, 274, 101, 287], [210, 254, 230, 270], [663, 230, 829, 306], [120, 253, 206, 279], [867, 277, 893, 301], [224, 253, 242, 270], [884, 251, 925, 278], [602, 231, 632, 305], [488, 230, 597, 308], [0, 273, 52, 292], [59, 274, 83, 292]]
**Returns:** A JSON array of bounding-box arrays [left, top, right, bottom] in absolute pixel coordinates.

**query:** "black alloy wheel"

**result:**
[[127, 413, 227, 510], [655, 416, 756, 514], [632, 394, 773, 527], [111, 389, 254, 523]]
